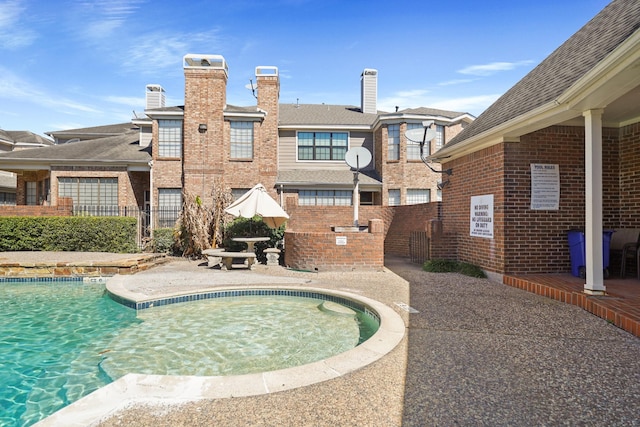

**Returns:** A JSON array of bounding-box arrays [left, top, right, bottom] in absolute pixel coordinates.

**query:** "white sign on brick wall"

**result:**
[[470, 194, 494, 238], [530, 163, 560, 210], [336, 236, 347, 245]]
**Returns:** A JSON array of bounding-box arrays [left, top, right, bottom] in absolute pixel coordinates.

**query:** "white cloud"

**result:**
[[0, 66, 100, 113], [119, 30, 222, 73], [77, 0, 145, 39], [0, 0, 36, 49], [430, 94, 500, 115], [458, 60, 534, 77], [438, 78, 475, 86], [378, 87, 499, 116], [378, 89, 430, 112], [105, 95, 145, 106]]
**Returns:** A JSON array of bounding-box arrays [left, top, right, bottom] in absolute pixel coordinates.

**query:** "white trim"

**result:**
[[224, 112, 265, 120], [279, 124, 370, 131]]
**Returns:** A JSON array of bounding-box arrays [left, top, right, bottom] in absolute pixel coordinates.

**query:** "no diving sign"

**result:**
[[470, 194, 494, 239]]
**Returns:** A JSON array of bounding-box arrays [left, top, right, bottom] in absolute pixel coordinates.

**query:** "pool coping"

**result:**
[[34, 282, 406, 427]]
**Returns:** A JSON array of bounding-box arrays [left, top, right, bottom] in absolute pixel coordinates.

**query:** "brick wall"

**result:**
[[379, 123, 443, 206], [177, 61, 281, 204], [618, 122, 640, 226], [384, 202, 453, 258], [283, 196, 451, 259], [384, 203, 426, 255], [255, 73, 279, 187], [284, 219, 384, 271], [441, 142, 506, 273], [0, 197, 72, 217], [183, 67, 227, 199], [15, 170, 49, 205], [284, 197, 394, 235], [439, 124, 632, 275]]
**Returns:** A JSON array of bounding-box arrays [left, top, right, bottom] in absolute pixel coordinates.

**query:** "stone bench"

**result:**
[[264, 247, 281, 266], [202, 248, 225, 268], [203, 249, 256, 270]]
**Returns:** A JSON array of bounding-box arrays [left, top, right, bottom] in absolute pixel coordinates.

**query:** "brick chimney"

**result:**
[[361, 68, 377, 114], [182, 54, 228, 198], [255, 66, 280, 187]]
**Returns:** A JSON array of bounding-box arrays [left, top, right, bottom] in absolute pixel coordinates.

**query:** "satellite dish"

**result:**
[[245, 80, 257, 99], [405, 127, 436, 143], [345, 147, 372, 170]]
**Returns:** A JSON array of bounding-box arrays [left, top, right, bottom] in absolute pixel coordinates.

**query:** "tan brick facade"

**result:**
[[284, 219, 384, 271], [183, 67, 228, 200]]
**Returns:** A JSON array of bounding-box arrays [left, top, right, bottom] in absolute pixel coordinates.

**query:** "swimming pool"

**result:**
[[0, 280, 380, 426], [0, 279, 134, 427]]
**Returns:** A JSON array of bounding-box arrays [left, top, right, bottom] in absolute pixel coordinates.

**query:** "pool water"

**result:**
[[0, 281, 378, 427], [0, 281, 137, 427]]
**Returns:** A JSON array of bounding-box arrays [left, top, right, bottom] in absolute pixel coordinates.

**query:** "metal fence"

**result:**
[[72, 205, 182, 248], [409, 231, 430, 264]]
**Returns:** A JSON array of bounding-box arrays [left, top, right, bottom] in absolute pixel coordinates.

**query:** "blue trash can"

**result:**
[[567, 229, 614, 278]]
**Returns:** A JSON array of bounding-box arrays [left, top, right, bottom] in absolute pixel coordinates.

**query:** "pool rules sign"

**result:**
[[530, 163, 559, 210], [470, 194, 494, 238]]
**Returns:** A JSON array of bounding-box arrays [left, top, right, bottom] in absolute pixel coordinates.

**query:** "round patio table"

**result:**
[[232, 237, 270, 253]]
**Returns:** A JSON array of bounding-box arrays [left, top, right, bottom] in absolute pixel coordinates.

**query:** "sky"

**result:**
[[0, 0, 612, 138]]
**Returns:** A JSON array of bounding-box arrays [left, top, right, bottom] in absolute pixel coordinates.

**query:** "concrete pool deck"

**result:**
[[12, 253, 639, 426]]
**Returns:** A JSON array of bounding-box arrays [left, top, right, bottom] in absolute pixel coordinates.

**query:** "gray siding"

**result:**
[[278, 130, 374, 171]]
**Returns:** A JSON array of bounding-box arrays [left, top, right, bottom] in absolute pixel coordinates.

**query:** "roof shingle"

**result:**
[[447, 0, 640, 147], [0, 131, 150, 164], [279, 104, 378, 126]]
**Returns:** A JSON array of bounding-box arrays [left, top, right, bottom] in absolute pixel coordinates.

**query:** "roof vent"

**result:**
[[361, 68, 377, 114], [145, 84, 165, 109]]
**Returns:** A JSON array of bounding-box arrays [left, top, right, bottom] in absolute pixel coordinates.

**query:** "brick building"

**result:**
[[431, 0, 640, 293], [0, 54, 471, 229]]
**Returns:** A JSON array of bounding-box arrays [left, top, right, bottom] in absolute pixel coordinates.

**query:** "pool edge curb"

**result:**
[[34, 285, 406, 427]]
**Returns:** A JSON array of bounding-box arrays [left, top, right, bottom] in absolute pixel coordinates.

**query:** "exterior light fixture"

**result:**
[[198, 124, 208, 133]]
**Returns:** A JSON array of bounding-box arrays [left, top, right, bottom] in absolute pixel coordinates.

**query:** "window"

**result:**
[[158, 188, 182, 227], [406, 123, 423, 161], [58, 177, 118, 214], [0, 192, 15, 205], [360, 192, 374, 205], [26, 182, 37, 205], [299, 190, 351, 206], [388, 189, 400, 206], [231, 188, 250, 200], [158, 119, 182, 157], [230, 121, 253, 159], [407, 189, 430, 205], [388, 124, 399, 161], [298, 132, 348, 161], [434, 125, 444, 151]]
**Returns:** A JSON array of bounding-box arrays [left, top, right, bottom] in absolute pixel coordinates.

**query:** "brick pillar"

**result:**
[[369, 218, 383, 234], [256, 66, 280, 195], [183, 54, 228, 202]]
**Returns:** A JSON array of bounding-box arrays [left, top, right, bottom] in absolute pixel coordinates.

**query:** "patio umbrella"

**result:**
[[224, 183, 289, 228]]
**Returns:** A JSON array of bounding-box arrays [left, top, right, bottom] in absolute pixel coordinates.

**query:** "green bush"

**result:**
[[423, 259, 486, 278], [147, 227, 177, 254], [223, 217, 285, 263], [0, 216, 138, 253]]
